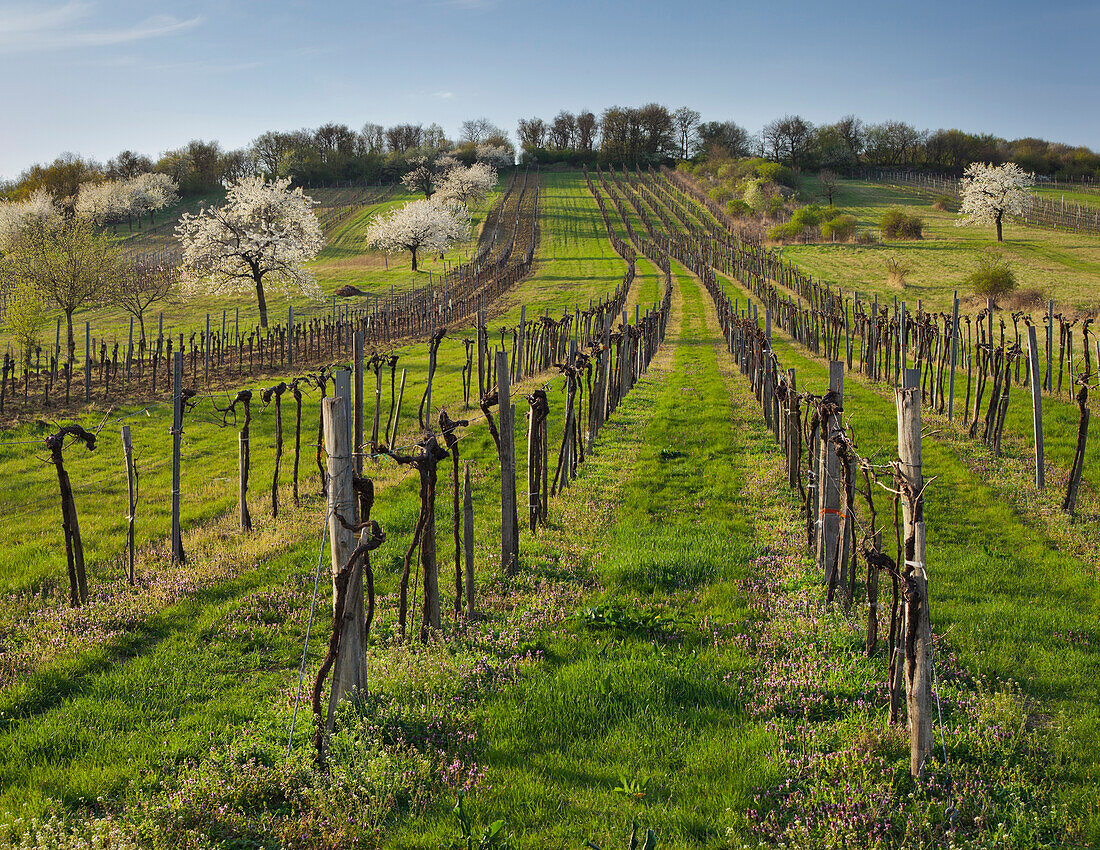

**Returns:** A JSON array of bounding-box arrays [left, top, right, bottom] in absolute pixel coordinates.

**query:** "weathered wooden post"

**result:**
[[896, 367, 931, 777], [463, 462, 475, 618], [322, 395, 366, 726], [1027, 324, 1045, 489], [353, 331, 364, 476], [1063, 383, 1089, 515], [171, 351, 186, 565], [497, 350, 519, 576], [121, 424, 137, 586], [817, 362, 845, 593], [947, 292, 959, 421]]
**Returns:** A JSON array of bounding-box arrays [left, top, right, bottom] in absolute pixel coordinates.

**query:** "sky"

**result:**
[[1, 0, 1098, 179]]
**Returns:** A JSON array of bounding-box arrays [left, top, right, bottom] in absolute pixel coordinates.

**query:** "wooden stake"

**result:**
[[171, 352, 185, 565], [1027, 325, 1045, 490], [121, 424, 137, 586], [497, 351, 519, 576]]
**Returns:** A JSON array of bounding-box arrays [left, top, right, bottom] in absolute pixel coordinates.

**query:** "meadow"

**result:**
[[0, 169, 1097, 848], [784, 179, 1100, 314]]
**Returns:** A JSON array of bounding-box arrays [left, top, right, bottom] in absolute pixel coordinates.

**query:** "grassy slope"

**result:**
[[782, 180, 1100, 314], [0, 166, 638, 823]]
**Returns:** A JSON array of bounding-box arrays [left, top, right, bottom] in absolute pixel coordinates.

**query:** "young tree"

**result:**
[[0, 211, 119, 362], [435, 162, 497, 206], [956, 161, 1033, 242], [4, 279, 49, 367], [108, 264, 175, 345], [176, 176, 324, 327], [819, 170, 839, 204], [366, 198, 470, 271]]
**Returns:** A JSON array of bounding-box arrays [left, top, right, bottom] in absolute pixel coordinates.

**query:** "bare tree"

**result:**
[[576, 111, 598, 152], [819, 170, 839, 205], [673, 107, 701, 160], [108, 264, 175, 345], [517, 118, 547, 150]]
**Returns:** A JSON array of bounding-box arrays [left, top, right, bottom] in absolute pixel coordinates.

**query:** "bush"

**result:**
[[967, 253, 1017, 298], [726, 199, 751, 219], [789, 205, 822, 229], [880, 208, 923, 239], [767, 221, 803, 242], [765, 195, 785, 217], [755, 160, 797, 188], [932, 195, 952, 211], [708, 185, 733, 205], [821, 214, 857, 242], [885, 256, 913, 288]]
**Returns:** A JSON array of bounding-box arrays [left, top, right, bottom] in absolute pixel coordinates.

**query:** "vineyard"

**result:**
[[0, 168, 1098, 849]]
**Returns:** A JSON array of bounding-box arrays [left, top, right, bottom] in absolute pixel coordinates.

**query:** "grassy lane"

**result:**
[[712, 268, 1100, 823], [388, 265, 795, 848]]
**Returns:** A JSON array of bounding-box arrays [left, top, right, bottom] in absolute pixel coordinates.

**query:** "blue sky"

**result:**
[[1, 0, 1097, 179]]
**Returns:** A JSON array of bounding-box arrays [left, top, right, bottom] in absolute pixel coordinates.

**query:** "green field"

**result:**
[[0, 170, 1097, 848], [783, 180, 1100, 314]]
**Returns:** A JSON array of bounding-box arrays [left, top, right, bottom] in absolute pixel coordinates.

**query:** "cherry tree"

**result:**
[[476, 144, 514, 169], [435, 161, 497, 206], [0, 189, 62, 249], [400, 154, 457, 199], [366, 197, 470, 271], [176, 176, 324, 327], [956, 161, 1033, 242]]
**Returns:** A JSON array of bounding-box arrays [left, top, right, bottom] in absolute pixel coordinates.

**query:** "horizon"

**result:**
[[1, 0, 1098, 180]]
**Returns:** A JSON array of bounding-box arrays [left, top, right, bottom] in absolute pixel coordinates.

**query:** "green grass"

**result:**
[[781, 180, 1100, 314], [2, 171, 1097, 847], [709, 265, 1100, 818]]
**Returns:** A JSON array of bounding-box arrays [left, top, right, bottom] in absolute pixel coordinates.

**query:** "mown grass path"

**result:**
[[389, 264, 802, 848]]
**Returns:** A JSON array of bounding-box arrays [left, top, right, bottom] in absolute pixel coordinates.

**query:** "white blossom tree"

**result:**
[[366, 197, 470, 271], [475, 144, 514, 169], [400, 154, 457, 199], [0, 189, 62, 250], [128, 172, 178, 226], [435, 161, 497, 206], [956, 161, 1033, 242], [176, 175, 323, 327]]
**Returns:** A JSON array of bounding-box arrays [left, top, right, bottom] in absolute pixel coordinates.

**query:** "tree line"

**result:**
[[6, 108, 1100, 208], [1, 119, 516, 203]]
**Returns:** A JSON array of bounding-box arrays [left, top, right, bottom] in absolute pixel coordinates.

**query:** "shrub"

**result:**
[[789, 205, 821, 229], [880, 208, 923, 239], [932, 195, 952, 211], [885, 256, 913, 289], [967, 253, 1017, 299], [767, 221, 803, 242], [742, 178, 770, 213], [821, 214, 857, 242], [755, 161, 797, 188], [726, 199, 752, 219], [765, 195, 785, 217], [708, 185, 733, 205]]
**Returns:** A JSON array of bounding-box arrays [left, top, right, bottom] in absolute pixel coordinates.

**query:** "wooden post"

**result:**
[[322, 395, 367, 728], [497, 351, 518, 576], [947, 292, 959, 421], [463, 462, 475, 618], [171, 352, 185, 565], [1027, 325, 1045, 490], [388, 368, 406, 446], [786, 368, 799, 489], [288, 304, 294, 368], [204, 313, 210, 386], [353, 331, 364, 476], [85, 321, 91, 403], [817, 362, 845, 592], [1063, 384, 1089, 515], [896, 367, 931, 777], [1046, 299, 1054, 392], [122, 424, 137, 586]]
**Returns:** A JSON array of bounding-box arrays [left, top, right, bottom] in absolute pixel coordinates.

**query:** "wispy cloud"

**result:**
[[433, 90, 454, 99], [0, 2, 201, 53]]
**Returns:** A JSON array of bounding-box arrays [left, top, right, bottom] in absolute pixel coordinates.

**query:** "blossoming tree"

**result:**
[[176, 176, 324, 327], [435, 161, 497, 206], [365, 197, 470, 271], [955, 162, 1033, 242]]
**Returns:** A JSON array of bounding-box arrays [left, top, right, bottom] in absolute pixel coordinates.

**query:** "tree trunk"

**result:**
[[996, 212, 1003, 242], [138, 313, 147, 348], [255, 276, 269, 328], [410, 248, 418, 271], [65, 311, 76, 366]]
